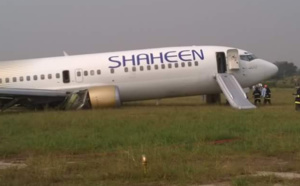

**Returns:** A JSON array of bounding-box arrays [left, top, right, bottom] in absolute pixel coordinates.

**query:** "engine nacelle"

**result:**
[[88, 86, 121, 108]]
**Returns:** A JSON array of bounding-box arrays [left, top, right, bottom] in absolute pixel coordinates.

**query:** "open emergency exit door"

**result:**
[[215, 49, 256, 109], [227, 49, 240, 70]]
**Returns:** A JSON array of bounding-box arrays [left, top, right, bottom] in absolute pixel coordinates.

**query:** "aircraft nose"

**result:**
[[263, 61, 278, 79]]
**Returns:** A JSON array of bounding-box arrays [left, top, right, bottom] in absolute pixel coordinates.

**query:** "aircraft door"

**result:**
[[216, 52, 227, 73], [75, 69, 83, 83], [62, 70, 70, 83], [227, 49, 240, 70]]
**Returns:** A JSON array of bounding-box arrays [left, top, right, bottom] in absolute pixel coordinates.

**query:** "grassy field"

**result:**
[[0, 88, 300, 185]]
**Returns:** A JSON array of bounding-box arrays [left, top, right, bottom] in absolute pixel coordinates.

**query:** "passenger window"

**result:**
[[20, 77, 24, 82], [5, 78, 9, 83], [147, 65, 151, 70], [97, 70, 101, 75], [48, 74, 52, 79], [110, 68, 115, 74], [27, 76, 31, 81], [41, 75, 45, 80], [175, 63, 179, 68], [181, 63, 185, 67], [168, 64, 172, 68], [13, 77, 17, 82], [161, 64, 166, 69], [154, 65, 159, 70], [188, 62, 192, 67], [77, 71, 81, 77], [0, 79, 2, 84], [90, 70, 95, 76], [62, 70, 70, 83], [84, 71, 88, 76], [132, 66, 136, 72], [33, 75, 38, 81], [56, 73, 60, 79], [195, 61, 199, 66], [140, 66, 144, 71], [124, 67, 129, 72]]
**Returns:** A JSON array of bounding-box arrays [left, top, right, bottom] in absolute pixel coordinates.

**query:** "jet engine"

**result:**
[[88, 86, 121, 108]]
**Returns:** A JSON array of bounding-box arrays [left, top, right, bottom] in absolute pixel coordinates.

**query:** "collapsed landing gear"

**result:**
[[0, 98, 20, 112]]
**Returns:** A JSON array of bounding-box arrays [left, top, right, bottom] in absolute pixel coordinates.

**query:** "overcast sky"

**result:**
[[0, 0, 299, 66]]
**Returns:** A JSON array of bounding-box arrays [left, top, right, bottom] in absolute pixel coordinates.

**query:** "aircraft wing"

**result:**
[[0, 88, 68, 98], [0, 88, 72, 111]]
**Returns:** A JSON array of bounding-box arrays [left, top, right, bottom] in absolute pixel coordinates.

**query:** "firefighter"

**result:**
[[295, 87, 300, 111], [252, 86, 261, 105], [262, 85, 271, 104]]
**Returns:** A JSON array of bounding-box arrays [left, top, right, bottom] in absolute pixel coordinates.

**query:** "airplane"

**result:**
[[0, 46, 278, 111]]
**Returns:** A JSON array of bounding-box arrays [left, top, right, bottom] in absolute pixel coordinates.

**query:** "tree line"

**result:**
[[273, 61, 299, 79]]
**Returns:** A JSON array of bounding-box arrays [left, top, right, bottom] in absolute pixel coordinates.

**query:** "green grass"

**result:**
[[0, 88, 300, 185]]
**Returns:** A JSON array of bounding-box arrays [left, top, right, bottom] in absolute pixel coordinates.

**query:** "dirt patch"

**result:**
[[209, 138, 241, 145], [254, 171, 300, 179], [0, 161, 27, 170], [199, 182, 230, 186]]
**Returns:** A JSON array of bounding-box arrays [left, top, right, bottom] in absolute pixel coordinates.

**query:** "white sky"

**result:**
[[0, 0, 299, 66]]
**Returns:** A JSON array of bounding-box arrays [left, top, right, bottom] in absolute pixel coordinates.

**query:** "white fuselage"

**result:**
[[0, 46, 278, 102]]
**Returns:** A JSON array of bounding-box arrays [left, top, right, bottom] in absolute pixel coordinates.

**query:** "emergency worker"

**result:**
[[252, 87, 261, 105], [295, 87, 300, 111], [261, 85, 271, 104]]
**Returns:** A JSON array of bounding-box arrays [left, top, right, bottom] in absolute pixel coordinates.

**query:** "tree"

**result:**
[[274, 61, 298, 79]]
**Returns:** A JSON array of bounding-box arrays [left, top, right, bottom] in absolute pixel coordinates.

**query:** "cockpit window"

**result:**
[[240, 55, 249, 61], [247, 55, 257, 61], [240, 54, 257, 61]]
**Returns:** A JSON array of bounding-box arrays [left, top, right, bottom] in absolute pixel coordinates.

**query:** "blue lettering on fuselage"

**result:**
[[137, 54, 150, 65], [108, 56, 122, 68], [165, 51, 177, 63], [122, 55, 136, 67], [108, 49, 204, 68], [150, 52, 164, 64]]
